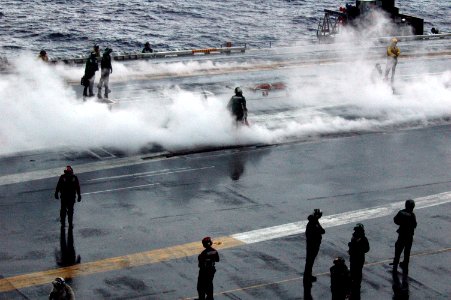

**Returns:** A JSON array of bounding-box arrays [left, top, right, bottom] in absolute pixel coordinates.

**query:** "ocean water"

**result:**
[[0, 0, 449, 58]]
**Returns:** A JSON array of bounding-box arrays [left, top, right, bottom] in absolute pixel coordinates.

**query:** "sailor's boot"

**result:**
[[97, 87, 102, 99], [399, 261, 408, 273]]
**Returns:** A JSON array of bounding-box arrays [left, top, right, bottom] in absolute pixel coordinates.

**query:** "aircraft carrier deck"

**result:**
[[0, 35, 450, 299]]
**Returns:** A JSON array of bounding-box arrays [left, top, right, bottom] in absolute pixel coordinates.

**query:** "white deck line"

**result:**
[[0, 152, 170, 186], [231, 191, 451, 244], [82, 183, 160, 195]]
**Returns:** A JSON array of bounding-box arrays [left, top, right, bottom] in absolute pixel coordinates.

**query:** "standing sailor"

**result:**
[[348, 223, 370, 299], [384, 38, 400, 83], [227, 87, 248, 125], [304, 209, 325, 283], [392, 199, 417, 273], [54, 166, 81, 228], [97, 48, 113, 99], [83, 51, 99, 97], [197, 237, 220, 300]]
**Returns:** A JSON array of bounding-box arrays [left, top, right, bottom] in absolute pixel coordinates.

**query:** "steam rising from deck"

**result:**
[[0, 37, 450, 155]]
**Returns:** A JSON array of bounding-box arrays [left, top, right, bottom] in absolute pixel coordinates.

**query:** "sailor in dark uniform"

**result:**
[[392, 199, 417, 273], [54, 166, 81, 228], [227, 87, 248, 125], [197, 236, 220, 300], [304, 208, 325, 283]]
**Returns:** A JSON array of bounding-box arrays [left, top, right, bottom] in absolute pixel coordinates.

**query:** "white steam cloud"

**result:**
[[1, 25, 450, 158], [0, 55, 272, 155]]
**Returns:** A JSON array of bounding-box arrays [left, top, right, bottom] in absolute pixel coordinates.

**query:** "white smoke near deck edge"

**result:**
[[0, 55, 274, 155], [1, 24, 451, 156], [53, 59, 255, 83], [259, 11, 451, 142]]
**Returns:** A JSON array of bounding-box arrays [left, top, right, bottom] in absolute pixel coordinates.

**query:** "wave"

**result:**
[[2, 0, 446, 58], [46, 32, 74, 40]]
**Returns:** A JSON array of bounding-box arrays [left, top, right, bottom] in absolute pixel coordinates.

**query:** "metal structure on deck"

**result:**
[[317, 10, 347, 40], [317, 0, 424, 40]]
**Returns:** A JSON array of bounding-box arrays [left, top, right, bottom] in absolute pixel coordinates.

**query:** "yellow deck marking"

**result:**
[[0, 236, 244, 293]]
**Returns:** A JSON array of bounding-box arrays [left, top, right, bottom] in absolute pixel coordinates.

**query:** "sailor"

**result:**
[[97, 47, 113, 99], [304, 208, 325, 283], [49, 277, 75, 300], [197, 237, 220, 300], [38, 50, 49, 62], [142, 42, 153, 53], [348, 223, 370, 299], [384, 38, 400, 83], [54, 166, 81, 228], [392, 199, 417, 273], [93, 44, 100, 57], [227, 87, 248, 125], [82, 51, 99, 97], [330, 257, 351, 300]]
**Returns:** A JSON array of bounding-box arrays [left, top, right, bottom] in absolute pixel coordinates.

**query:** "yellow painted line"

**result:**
[[0, 236, 244, 293], [182, 247, 451, 299]]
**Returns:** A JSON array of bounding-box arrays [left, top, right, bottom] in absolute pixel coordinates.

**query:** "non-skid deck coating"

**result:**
[[1, 42, 450, 299], [0, 192, 450, 293]]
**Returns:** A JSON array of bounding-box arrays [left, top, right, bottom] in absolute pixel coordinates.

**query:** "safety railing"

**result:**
[[374, 33, 451, 42], [50, 46, 246, 65]]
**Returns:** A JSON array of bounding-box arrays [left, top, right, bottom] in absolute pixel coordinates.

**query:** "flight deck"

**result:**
[[0, 36, 450, 299]]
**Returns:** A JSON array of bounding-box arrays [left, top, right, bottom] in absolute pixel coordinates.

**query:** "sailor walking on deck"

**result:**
[[97, 48, 113, 99], [384, 38, 400, 83], [54, 166, 81, 228]]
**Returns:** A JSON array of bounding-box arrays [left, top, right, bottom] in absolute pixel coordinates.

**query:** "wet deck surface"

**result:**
[[1, 124, 450, 299], [1, 40, 451, 299]]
